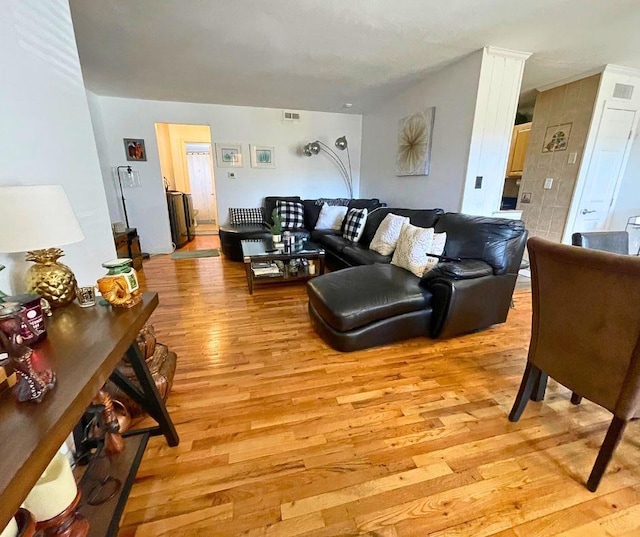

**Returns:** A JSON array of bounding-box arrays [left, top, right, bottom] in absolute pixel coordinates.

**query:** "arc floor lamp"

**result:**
[[303, 136, 353, 198]]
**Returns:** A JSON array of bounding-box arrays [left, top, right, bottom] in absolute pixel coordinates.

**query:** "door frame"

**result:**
[[562, 100, 640, 242], [182, 140, 220, 231]]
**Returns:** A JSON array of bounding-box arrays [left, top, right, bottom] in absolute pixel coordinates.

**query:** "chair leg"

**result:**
[[509, 362, 542, 422], [586, 416, 627, 492], [530, 372, 548, 402], [570, 392, 583, 405]]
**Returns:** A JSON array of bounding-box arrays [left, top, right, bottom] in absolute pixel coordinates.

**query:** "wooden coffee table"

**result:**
[[241, 239, 325, 294]]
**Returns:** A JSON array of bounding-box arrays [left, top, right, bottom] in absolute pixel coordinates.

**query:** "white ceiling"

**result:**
[[69, 0, 640, 114]]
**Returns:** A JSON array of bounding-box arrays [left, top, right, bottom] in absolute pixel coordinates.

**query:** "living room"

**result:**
[[2, 1, 640, 536]]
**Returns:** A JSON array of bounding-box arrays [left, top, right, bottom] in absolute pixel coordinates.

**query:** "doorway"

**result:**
[[566, 106, 637, 237], [155, 123, 219, 240], [185, 143, 218, 233]]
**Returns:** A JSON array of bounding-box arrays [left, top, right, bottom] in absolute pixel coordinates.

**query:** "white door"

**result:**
[[573, 107, 636, 232], [186, 147, 218, 226]]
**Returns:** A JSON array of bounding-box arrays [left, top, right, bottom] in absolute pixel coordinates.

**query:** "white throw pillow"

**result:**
[[425, 232, 447, 273], [391, 223, 435, 277], [369, 213, 410, 256], [314, 203, 348, 230]]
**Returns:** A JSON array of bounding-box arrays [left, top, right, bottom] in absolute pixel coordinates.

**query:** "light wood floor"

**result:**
[[120, 236, 640, 536]]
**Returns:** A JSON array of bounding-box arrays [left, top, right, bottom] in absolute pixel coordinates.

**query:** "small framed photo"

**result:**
[[521, 192, 532, 204], [215, 143, 243, 168], [250, 145, 275, 168], [542, 123, 572, 153], [123, 138, 147, 161]]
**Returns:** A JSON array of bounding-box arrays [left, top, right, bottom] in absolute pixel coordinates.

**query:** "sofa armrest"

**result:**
[[423, 273, 517, 339], [421, 259, 493, 284]]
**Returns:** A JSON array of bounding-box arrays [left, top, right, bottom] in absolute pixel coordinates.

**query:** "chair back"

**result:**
[[571, 231, 629, 255], [527, 237, 640, 419]]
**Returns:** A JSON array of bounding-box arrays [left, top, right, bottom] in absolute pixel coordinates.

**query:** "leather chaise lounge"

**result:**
[[307, 212, 527, 351]]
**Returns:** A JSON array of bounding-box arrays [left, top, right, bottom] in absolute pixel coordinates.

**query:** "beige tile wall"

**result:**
[[517, 74, 601, 243]]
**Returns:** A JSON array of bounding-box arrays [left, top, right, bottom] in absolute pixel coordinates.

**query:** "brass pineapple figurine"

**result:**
[[25, 248, 77, 308]]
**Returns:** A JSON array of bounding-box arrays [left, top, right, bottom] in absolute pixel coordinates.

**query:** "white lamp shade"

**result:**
[[0, 186, 85, 253]]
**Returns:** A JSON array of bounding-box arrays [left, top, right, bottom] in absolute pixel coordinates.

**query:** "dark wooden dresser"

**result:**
[[113, 228, 143, 271]]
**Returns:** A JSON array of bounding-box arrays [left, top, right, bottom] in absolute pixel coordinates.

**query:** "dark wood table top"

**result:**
[[0, 292, 158, 528]]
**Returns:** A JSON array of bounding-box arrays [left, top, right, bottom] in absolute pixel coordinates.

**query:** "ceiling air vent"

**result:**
[[613, 83, 634, 100], [283, 111, 301, 121]]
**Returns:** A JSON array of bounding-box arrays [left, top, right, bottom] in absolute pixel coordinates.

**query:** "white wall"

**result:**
[[359, 47, 529, 214], [359, 50, 484, 211], [0, 0, 115, 295], [460, 48, 530, 216], [87, 90, 122, 222], [90, 97, 362, 253]]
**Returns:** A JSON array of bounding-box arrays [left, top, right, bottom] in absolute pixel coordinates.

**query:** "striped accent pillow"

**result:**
[[229, 207, 264, 225]]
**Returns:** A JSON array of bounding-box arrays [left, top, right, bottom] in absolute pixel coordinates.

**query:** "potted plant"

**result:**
[[266, 208, 283, 242]]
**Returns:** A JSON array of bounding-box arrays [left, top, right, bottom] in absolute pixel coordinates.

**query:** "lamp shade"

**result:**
[[0, 186, 84, 253]]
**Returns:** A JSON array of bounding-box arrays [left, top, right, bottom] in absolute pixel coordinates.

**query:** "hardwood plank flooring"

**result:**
[[120, 236, 640, 536]]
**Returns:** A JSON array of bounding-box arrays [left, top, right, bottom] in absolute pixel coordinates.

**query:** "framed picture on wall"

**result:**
[[250, 145, 275, 168], [123, 138, 147, 161], [395, 107, 435, 176], [215, 143, 243, 167], [542, 123, 572, 153]]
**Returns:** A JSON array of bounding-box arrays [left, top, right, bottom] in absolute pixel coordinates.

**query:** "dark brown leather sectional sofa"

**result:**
[[219, 197, 527, 352], [219, 196, 384, 262]]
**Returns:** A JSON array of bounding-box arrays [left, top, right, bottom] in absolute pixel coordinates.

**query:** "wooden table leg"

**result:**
[[319, 254, 325, 275], [244, 256, 253, 294]]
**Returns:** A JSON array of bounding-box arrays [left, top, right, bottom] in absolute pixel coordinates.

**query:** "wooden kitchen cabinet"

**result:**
[[506, 122, 532, 177]]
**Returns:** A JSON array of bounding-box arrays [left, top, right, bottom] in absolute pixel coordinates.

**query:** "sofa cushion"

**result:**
[[369, 213, 410, 255], [319, 234, 350, 253], [276, 200, 305, 230], [342, 208, 368, 242], [315, 204, 348, 230], [219, 223, 268, 237], [307, 264, 431, 332], [360, 208, 443, 247], [391, 223, 435, 277], [311, 229, 340, 243], [317, 198, 351, 206], [341, 243, 392, 265], [229, 207, 264, 225], [264, 196, 301, 225], [347, 198, 383, 210], [434, 213, 525, 275]]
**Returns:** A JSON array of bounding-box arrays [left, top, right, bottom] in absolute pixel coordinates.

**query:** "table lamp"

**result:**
[[0, 186, 84, 308]]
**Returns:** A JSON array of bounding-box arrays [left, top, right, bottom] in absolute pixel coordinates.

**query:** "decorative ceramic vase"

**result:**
[[25, 249, 77, 308], [96, 259, 141, 309]]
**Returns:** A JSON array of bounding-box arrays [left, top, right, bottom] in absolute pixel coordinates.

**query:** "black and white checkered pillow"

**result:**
[[229, 207, 264, 225], [342, 208, 368, 242], [276, 200, 305, 230]]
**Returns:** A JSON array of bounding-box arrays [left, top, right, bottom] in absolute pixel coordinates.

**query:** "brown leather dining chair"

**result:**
[[509, 236, 640, 491]]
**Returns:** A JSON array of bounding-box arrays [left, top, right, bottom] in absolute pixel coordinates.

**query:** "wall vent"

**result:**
[[613, 83, 634, 100], [283, 111, 301, 121]]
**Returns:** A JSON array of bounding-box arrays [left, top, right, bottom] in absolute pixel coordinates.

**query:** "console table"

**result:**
[[0, 292, 178, 535]]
